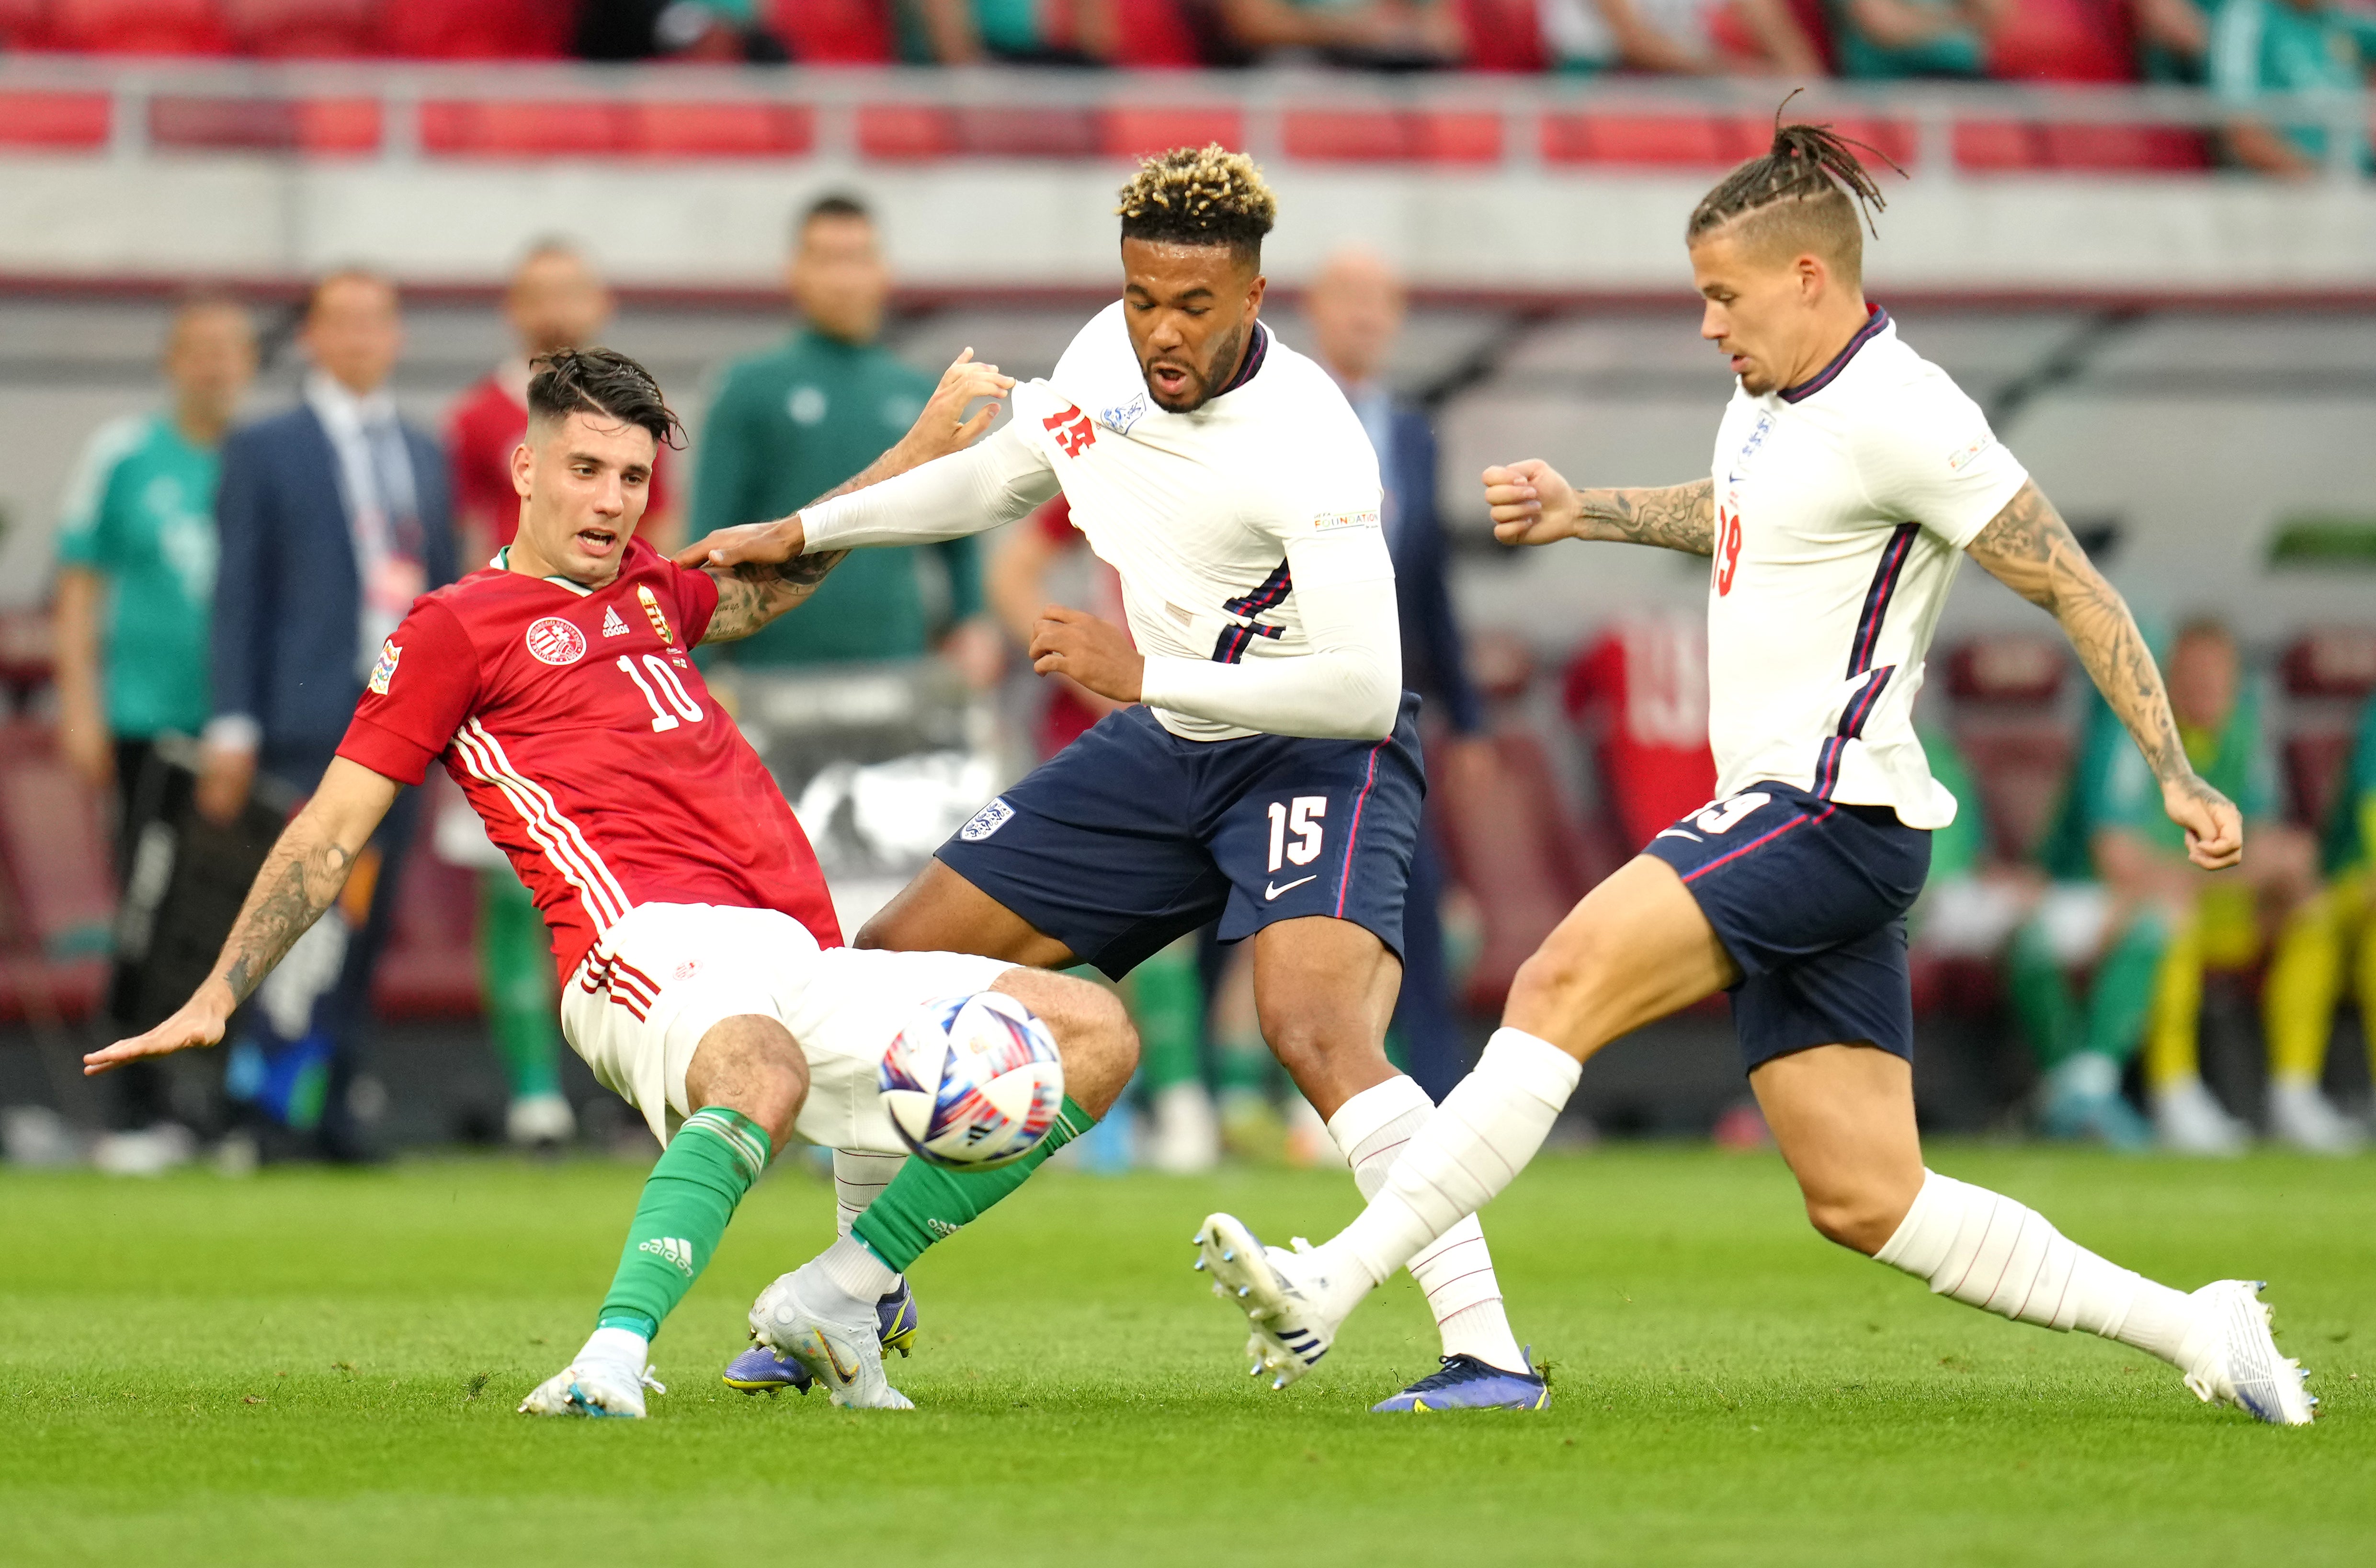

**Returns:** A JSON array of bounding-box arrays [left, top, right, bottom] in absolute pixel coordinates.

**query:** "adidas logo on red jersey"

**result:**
[[602, 605, 630, 638]]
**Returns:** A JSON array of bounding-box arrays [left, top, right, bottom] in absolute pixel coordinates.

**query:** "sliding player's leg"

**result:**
[[1199, 854, 1734, 1386], [1757, 1043, 2314, 1425], [1249, 915, 1540, 1408], [521, 1009, 805, 1419], [738, 962, 1137, 1407]]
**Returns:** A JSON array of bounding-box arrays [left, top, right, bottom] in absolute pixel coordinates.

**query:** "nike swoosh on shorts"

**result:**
[[1264, 875, 1317, 900]]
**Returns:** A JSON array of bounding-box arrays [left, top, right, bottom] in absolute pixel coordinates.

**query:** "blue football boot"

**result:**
[[723, 1275, 918, 1395], [1370, 1348, 1550, 1412]]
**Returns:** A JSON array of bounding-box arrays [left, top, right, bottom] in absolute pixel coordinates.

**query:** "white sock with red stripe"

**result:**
[[1874, 1170, 2196, 1363], [1328, 1072, 1529, 1374], [1326, 1030, 1582, 1295], [831, 1149, 905, 1238]]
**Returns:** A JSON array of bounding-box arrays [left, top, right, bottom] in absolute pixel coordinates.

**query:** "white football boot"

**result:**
[[2152, 1077, 2250, 1157], [748, 1264, 915, 1410], [1194, 1213, 1367, 1390], [2174, 1280, 2317, 1426], [518, 1327, 666, 1419], [2267, 1079, 2366, 1156]]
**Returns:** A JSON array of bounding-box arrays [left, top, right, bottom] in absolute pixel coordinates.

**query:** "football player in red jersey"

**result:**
[[83, 347, 1139, 1419]]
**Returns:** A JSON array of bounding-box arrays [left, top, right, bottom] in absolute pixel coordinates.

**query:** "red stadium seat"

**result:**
[[148, 93, 379, 152], [626, 101, 813, 158], [1986, 0, 2133, 81], [1542, 113, 1736, 167], [1103, 106, 1243, 159], [421, 99, 628, 158], [769, 0, 893, 63], [2280, 627, 2376, 701], [0, 91, 113, 149], [2040, 123, 2211, 172], [222, 0, 376, 56], [1955, 119, 2044, 171], [46, 0, 234, 53], [2278, 627, 2376, 828], [370, 836, 480, 1021], [0, 727, 114, 962], [858, 103, 955, 160], [1944, 636, 2074, 860], [1457, 0, 1546, 71], [0, 0, 51, 47], [1285, 109, 1409, 161], [954, 105, 1099, 158], [1411, 110, 1502, 162], [1111, 0, 1205, 67], [379, 0, 567, 57]]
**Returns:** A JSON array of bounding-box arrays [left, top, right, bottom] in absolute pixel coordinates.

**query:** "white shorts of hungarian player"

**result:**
[[560, 902, 1016, 1151]]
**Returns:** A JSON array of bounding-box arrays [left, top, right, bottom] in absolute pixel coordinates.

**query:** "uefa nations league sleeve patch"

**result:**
[[960, 798, 1016, 842]]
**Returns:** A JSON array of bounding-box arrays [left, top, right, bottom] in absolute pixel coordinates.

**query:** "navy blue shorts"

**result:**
[[1641, 781, 1931, 1073], [935, 696, 1424, 980]]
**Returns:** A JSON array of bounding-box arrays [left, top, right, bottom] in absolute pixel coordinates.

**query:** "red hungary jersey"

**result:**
[[336, 539, 842, 981]]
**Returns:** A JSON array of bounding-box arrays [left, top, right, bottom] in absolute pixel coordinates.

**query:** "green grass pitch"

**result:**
[[3, 1146, 2371, 1566]]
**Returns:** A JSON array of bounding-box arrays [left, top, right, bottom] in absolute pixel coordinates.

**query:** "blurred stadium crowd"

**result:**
[[0, 0, 2370, 174], [1, 174, 2372, 1181]]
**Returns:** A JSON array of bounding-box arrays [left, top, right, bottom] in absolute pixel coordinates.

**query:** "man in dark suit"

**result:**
[[197, 270, 455, 1158], [1306, 246, 1489, 1102]]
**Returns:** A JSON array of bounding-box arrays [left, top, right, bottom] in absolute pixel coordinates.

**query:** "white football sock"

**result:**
[[1875, 1170, 2197, 1364], [816, 1234, 898, 1305], [1328, 1075, 1528, 1373], [1326, 1029, 1582, 1291], [832, 1149, 906, 1238], [578, 1324, 650, 1380]]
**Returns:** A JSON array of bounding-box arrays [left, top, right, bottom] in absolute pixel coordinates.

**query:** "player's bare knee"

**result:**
[[1508, 935, 1610, 1023], [685, 1013, 809, 1154], [992, 969, 1137, 1115], [1801, 1187, 1902, 1256]]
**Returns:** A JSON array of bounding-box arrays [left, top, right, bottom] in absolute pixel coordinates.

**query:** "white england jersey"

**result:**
[[1006, 303, 1387, 742], [1705, 308, 2029, 829]]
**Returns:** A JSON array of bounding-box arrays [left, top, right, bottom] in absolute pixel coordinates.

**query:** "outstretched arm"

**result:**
[[82, 758, 399, 1075], [1483, 460, 1715, 556], [686, 350, 1018, 642], [1965, 479, 2241, 870]]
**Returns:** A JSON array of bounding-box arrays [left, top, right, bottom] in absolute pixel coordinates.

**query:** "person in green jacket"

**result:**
[[693, 193, 1000, 684]]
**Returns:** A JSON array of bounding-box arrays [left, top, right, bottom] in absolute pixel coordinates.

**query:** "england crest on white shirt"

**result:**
[[1098, 391, 1147, 436]]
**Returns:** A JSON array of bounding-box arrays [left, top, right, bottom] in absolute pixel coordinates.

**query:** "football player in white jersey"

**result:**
[[1196, 120, 2316, 1425], [686, 147, 1546, 1412]]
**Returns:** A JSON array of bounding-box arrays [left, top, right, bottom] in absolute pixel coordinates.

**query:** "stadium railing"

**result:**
[[0, 58, 2368, 181]]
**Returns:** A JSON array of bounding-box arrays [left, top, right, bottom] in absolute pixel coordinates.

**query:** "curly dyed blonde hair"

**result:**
[[1116, 145, 1276, 262]]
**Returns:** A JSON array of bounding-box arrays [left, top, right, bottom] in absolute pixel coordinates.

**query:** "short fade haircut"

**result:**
[[797, 192, 872, 239], [1116, 145, 1276, 267], [527, 347, 683, 452], [1686, 108, 1899, 289]]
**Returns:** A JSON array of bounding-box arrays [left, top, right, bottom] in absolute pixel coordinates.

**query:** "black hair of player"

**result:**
[[1115, 145, 1277, 270], [1686, 97, 1904, 284], [798, 192, 872, 237], [527, 347, 684, 453]]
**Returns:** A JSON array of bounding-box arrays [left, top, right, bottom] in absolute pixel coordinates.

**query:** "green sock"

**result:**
[[2081, 912, 2170, 1067], [851, 1097, 1095, 1273], [482, 872, 562, 1098], [2007, 919, 2081, 1069], [1129, 940, 1204, 1093], [595, 1106, 770, 1339]]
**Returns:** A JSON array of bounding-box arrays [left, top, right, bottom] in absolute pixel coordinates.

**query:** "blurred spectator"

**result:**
[[1538, 0, 1824, 74], [445, 239, 674, 1152], [1827, 0, 2005, 77], [2135, 0, 2214, 80], [53, 297, 255, 858], [50, 296, 255, 1141], [2009, 699, 2169, 1148], [1306, 245, 1483, 1101], [2208, 0, 2376, 177], [2094, 621, 2357, 1152], [1210, 0, 1467, 67], [693, 193, 999, 685], [576, 0, 790, 60], [203, 270, 455, 1160], [907, 0, 1120, 62]]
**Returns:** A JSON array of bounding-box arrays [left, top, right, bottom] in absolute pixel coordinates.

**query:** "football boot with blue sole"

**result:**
[[1371, 1350, 1550, 1413], [723, 1275, 918, 1396]]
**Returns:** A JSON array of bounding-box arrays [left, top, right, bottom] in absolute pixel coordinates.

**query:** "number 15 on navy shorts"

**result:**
[[934, 697, 1426, 979], [1642, 781, 1931, 1072]]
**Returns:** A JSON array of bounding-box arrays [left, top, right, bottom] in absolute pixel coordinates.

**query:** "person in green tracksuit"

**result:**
[[693, 193, 999, 682]]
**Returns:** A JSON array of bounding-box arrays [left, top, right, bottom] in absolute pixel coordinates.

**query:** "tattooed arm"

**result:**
[[679, 349, 1016, 641], [1966, 479, 2242, 870], [83, 758, 398, 1075], [1482, 461, 1716, 556]]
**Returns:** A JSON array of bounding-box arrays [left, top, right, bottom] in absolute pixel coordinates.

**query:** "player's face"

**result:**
[[511, 412, 658, 587], [508, 251, 610, 358], [1690, 229, 1821, 398], [1121, 239, 1266, 413]]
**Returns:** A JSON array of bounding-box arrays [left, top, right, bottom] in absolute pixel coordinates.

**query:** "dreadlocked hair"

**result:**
[[1116, 144, 1277, 265], [1686, 107, 1901, 287]]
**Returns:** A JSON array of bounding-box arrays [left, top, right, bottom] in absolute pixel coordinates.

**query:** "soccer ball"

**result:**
[[878, 992, 1065, 1169]]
